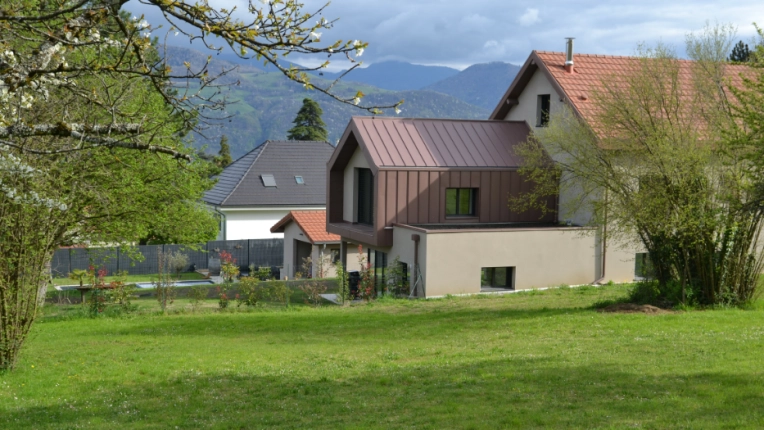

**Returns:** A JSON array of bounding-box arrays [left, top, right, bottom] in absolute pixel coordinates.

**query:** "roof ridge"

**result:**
[[351, 116, 517, 124], [221, 141, 269, 206]]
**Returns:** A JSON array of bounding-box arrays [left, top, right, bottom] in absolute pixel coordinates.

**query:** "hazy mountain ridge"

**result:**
[[424, 62, 522, 111], [164, 46, 519, 158]]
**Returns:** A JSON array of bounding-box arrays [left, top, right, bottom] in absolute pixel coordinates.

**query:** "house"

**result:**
[[203, 140, 334, 240], [325, 42, 721, 297], [326, 116, 602, 297], [270, 210, 359, 279]]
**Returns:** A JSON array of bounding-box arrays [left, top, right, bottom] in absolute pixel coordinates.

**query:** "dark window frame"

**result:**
[[357, 168, 374, 225], [536, 94, 551, 127], [445, 188, 478, 217], [481, 267, 515, 290]]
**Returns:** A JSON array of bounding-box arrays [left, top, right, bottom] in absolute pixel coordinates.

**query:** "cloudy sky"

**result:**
[[127, 0, 764, 70]]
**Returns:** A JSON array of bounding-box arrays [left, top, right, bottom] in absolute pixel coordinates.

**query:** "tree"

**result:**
[[0, 0, 398, 371], [287, 98, 329, 141], [729, 40, 750, 62], [513, 24, 764, 307], [216, 135, 233, 168]]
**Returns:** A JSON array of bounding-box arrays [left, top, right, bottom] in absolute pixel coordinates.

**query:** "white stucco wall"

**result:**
[[219, 206, 324, 240], [342, 147, 370, 223]]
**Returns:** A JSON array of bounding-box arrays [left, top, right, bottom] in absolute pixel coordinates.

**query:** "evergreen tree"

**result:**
[[216, 135, 233, 167], [287, 98, 329, 141], [729, 40, 750, 62]]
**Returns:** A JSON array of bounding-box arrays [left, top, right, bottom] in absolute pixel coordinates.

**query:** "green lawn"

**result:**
[[4, 284, 764, 428]]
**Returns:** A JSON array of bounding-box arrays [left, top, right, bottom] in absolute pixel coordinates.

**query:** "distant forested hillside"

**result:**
[[165, 47, 521, 158]]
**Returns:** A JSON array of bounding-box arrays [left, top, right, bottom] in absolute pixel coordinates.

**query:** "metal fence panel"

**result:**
[[52, 239, 284, 278], [249, 239, 283, 268], [50, 249, 71, 278], [208, 240, 249, 271]]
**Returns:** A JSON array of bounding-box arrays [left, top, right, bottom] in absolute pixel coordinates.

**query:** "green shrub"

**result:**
[[189, 286, 207, 311], [236, 277, 267, 307]]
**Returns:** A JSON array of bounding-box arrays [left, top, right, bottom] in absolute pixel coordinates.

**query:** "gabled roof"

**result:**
[[330, 117, 531, 173], [270, 210, 340, 244], [490, 50, 750, 129], [203, 140, 334, 207]]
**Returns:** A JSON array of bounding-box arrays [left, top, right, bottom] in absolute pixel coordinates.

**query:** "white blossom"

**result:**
[[352, 97, 360, 105], [310, 31, 321, 41]]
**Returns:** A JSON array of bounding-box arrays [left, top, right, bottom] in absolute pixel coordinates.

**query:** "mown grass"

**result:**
[[4, 284, 764, 429]]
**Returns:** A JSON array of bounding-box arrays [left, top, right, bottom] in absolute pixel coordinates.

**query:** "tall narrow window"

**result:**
[[445, 188, 477, 217], [357, 168, 374, 225], [537, 94, 551, 127]]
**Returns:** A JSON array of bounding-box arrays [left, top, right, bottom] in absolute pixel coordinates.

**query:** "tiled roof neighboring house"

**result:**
[[333, 117, 531, 171], [203, 140, 335, 207], [271, 210, 340, 244], [490, 50, 751, 133]]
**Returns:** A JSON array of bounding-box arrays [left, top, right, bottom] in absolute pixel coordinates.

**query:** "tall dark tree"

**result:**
[[729, 40, 750, 62], [216, 135, 233, 168], [287, 98, 329, 142]]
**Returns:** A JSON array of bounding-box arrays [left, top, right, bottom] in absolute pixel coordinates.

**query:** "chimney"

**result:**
[[564, 37, 575, 73]]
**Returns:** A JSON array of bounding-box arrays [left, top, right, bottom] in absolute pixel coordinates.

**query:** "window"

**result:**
[[330, 249, 341, 264], [536, 94, 551, 127], [261, 174, 277, 187], [295, 175, 305, 185], [446, 188, 477, 217], [481, 267, 515, 290], [357, 168, 374, 225]]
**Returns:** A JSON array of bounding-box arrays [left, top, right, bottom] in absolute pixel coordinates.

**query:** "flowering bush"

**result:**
[[219, 250, 240, 283], [216, 285, 230, 309]]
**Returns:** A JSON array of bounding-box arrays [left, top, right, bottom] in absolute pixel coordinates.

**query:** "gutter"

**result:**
[[213, 206, 227, 240]]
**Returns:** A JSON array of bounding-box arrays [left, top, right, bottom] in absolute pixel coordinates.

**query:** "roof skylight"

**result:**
[[261, 174, 277, 187], [295, 176, 305, 185]]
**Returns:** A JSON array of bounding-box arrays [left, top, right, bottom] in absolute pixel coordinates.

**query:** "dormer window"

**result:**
[[536, 94, 551, 127], [261, 174, 277, 187], [295, 175, 305, 185]]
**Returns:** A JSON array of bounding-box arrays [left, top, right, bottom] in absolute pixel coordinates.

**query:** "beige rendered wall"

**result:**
[[342, 147, 370, 223], [420, 228, 600, 296], [280, 221, 307, 279]]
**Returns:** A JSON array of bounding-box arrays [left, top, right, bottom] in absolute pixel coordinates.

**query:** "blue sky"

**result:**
[[127, 0, 764, 70]]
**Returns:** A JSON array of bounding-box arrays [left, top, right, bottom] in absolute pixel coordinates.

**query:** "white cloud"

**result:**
[[518, 8, 540, 27]]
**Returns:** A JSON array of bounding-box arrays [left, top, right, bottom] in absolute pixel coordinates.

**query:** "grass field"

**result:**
[[3, 284, 764, 428]]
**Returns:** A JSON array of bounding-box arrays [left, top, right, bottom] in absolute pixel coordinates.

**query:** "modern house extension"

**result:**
[[326, 117, 604, 297]]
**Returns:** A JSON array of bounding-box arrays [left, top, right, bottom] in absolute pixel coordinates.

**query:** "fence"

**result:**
[[50, 239, 283, 278]]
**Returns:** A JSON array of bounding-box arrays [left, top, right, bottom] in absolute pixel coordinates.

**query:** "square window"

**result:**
[[295, 175, 305, 185], [446, 188, 477, 217]]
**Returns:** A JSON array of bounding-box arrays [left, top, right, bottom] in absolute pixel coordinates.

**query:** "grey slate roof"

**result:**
[[203, 140, 334, 207]]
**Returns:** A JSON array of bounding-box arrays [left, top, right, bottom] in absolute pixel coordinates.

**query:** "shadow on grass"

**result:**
[[3, 358, 762, 429]]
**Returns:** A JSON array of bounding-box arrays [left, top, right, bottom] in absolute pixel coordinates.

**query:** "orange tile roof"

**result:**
[[492, 50, 751, 135], [270, 210, 340, 244]]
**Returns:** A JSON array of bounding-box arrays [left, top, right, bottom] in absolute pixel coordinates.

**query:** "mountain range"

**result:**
[[164, 46, 521, 158]]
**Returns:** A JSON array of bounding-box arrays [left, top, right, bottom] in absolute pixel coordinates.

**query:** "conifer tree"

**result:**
[[729, 40, 750, 62], [216, 135, 233, 167], [287, 98, 329, 142]]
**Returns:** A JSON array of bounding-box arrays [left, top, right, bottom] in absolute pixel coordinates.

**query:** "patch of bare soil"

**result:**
[[598, 303, 673, 314]]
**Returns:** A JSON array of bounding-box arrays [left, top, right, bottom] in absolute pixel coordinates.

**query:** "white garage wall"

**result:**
[[219, 207, 324, 240]]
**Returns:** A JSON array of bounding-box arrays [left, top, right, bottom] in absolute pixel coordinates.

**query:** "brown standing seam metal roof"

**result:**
[[270, 210, 340, 244], [348, 117, 531, 169], [490, 50, 751, 133]]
